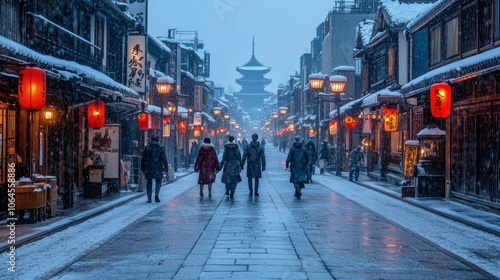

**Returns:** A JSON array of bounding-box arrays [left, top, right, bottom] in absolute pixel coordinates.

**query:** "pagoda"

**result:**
[[234, 37, 272, 112]]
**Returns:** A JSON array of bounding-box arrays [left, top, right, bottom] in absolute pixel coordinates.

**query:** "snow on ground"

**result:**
[[0, 174, 198, 280], [314, 175, 500, 277]]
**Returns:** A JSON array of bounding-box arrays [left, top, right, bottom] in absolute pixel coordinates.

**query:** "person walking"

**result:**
[[260, 138, 266, 151], [286, 136, 310, 198], [304, 139, 317, 183], [319, 140, 329, 174], [219, 135, 242, 199], [349, 145, 363, 181], [280, 138, 288, 153], [189, 140, 199, 166], [241, 133, 266, 196], [141, 134, 168, 203], [241, 138, 248, 154], [194, 137, 220, 197]]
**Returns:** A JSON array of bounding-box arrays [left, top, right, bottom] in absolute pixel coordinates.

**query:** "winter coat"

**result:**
[[319, 142, 329, 160], [286, 141, 310, 183], [305, 141, 317, 166], [242, 140, 266, 178], [194, 143, 220, 184], [141, 142, 168, 180], [349, 148, 363, 169], [220, 142, 242, 184]]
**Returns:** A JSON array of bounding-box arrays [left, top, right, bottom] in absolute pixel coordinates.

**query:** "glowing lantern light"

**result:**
[[87, 100, 105, 128], [193, 126, 201, 137], [18, 66, 46, 110], [344, 116, 357, 129], [137, 113, 149, 131], [383, 107, 399, 132], [430, 83, 451, 118], [329, 120, 337, 135], [177, 119, 187, 133]]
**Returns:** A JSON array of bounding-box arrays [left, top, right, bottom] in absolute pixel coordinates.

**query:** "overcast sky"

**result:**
[[148, 0, 335, 93]]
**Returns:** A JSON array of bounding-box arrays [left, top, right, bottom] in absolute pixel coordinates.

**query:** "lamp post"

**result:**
[[309, 73, 346, 176], [272, 112, 279, 146], [278, 107, 288, 149], [212, 107, 222, 153], [156, 75, 175, 172]]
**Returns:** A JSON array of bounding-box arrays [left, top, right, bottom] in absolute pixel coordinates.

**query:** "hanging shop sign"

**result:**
[[18, 66, 46, 111], [344, 116, 357, 129], [430, 83, 451, 118], [87, 100, 105, 129], [127, 35, 146, 94], [383, 107, 398, 132]]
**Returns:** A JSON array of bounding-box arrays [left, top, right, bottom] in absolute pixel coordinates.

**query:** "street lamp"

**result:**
[[156, 76, 175, 171], [272, 112, 279, 146], [212, 107, 223, 152], [329, 75, 346, 176], [309, 73, 346, 176], [278, 107, 288, 149]]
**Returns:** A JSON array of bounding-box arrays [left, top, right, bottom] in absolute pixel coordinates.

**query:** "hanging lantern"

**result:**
[[177, 119, 187, 133], [383, 107, 399, 132], [87, 100, 105, 129], [163, 116, 171, 124], [18, 66, 46, 111], [137, 113, 149, 131], [430, 83, 451, 118], [344, 116, 358, 129], [329, 120, 337, 135]]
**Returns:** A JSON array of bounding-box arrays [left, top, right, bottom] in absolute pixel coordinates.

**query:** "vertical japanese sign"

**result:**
[[194, 85, 203, 112], [403, 140, 419, 177], [204, 51, 210, 78], [128, 0, 148, 34], [127, 35, 146, 93]]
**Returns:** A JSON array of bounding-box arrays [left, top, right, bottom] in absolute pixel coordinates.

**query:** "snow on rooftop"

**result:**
[[380, 0, 436, 26], [358, 19, 374, 47], [0, 35, 139, 98]]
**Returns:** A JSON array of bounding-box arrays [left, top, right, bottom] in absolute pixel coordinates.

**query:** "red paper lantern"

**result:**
[[329, 120, 337, 135], [344, 116, 358, 129], [177, 119, 187, 133], [430, 83, 451, 118], [383, 107, 398, 132], [193, 126, 201, 137], [18, 66, 46, 111], [137, 113, 149, 131], [87, 100, 105, 129], [163, 116, 171, 124]]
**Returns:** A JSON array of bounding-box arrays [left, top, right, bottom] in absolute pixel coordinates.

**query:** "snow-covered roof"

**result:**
[[379, 0, 436, 27], [194, 111, 215, 123], [358, 19, 374, 47], [0, 35, 140, 98], [150, 35, 171, 53], [401, 47, 500, 95]]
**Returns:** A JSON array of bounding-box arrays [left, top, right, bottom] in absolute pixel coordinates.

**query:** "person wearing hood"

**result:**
[[241, 133, 266, 196], [286, 136, 310, 198], [141, 134, 168, 203], [194, 137, 220, 197], [319, 140, 329, 174], [219, 135, 242, 199], [304, 140, 317, 183]]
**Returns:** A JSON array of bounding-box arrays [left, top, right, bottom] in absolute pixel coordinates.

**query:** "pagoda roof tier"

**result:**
[[235, 77, 272, 86], [236, 65, 271, 74], [234, 91, 273, 97]]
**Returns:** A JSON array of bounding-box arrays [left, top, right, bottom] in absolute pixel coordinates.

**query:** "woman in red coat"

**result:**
[[194, 137, 220, 197]]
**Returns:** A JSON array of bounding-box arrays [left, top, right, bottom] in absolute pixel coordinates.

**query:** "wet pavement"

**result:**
[[49, 147, 494, 280]]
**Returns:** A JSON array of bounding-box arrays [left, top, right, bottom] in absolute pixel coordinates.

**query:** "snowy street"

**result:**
[[2, 147, 498, 279]]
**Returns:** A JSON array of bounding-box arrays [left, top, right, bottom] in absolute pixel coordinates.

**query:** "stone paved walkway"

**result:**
[[50, 147, 490, 280]]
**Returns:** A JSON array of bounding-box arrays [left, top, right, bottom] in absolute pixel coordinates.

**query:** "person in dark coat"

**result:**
[[141, 134, 168, 203], [219, 135, 242, 199], [319, 140, 329, 174], [304, 140, 317, 183], [241, 133, 266, 196], [194, 137, 220, 197], [286, 136, 310, 198], [241, 138, 248, 153], [190, 140, 199, 166], [349, 146, 363, 181]]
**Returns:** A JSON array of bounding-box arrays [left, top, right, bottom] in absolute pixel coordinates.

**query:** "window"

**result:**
[[479, 0, 492, 48], [445, 17, 459, 58], [462, 3, 478, 53], [373, 50, 386, 83], [387, 47, 395, 78], [430, 26, 442, 65], [495, 0, 500, 40]]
